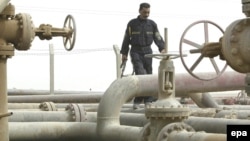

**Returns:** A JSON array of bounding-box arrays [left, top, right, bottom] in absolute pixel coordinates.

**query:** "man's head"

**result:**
[[139, 3, 150, 19]]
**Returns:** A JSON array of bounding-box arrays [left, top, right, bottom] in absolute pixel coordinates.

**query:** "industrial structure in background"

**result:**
[[1, 0, 250, 141]]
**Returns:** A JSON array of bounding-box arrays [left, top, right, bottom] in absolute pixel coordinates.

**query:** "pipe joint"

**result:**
[[65, 103, 87, 122], [156, 122, 195, 141]]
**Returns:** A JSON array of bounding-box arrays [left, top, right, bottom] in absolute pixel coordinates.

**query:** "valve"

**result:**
[[179, 20, 227, 81], [0, 4, 76, 51], [144, 53, 190, 141], [222, 18, 250, 73], [35, 14, 76, 51], [145, 53, 180, 97]]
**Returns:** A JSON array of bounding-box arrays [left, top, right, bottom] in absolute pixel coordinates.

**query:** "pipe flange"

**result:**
[[156, 122, 195, 141], [39, 102, 57, 111], [1, 3, 15, 19], [65, 103, 87, 122], [145, 105, 190, 120], [139, 123, 151, 141], [14, 13, 35, 50], [0, 43, 14, 57], [222, 18, 250, 73], [242, 0, 250, 16]]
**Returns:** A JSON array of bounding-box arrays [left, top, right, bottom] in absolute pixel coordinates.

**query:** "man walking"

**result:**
[[120, 2, 165, 109]]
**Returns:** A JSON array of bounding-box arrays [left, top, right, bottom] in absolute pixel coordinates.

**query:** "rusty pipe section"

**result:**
[[167, 131, 226, 141]]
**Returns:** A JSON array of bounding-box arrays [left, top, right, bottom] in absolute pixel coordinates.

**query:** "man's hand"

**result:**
[[160, 49, 166, 53], [122, 54, 128, 62]]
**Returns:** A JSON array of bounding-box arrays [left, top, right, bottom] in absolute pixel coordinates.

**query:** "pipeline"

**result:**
[[10, 108, 250, 126], [8, 93, 103, 103], [96, 75, 156, 141], [9, 110, 74, 122], [215, 110, 250, 119], [9, 122, 98, 141], [7, 89, 93, 95], [8, 74, 242, 141], [167, 130, 226, 141], [188, 92, 220, 108], [7, 71, 246, 103], [184, 117, 250, 133], [175, 71, 245, 95], [8, 103, 135, 110]]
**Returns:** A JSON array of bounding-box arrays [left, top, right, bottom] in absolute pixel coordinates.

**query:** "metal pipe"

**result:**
[[113, 44, 122, 79], [97, 75, 157, 141], [8, 71, 246, 103], [7, 89, 90, 95], [0, 55, 9, 141], [164, 28, 168, 52], [9, 122, 97, 141], [8, 93, 103, 103], [189, 93, 219, 108], [8, 103, 40, 109], [215, 110, 250, 119], [8, 103, 135, 111], [8, 110, 147, 127], [49, 44, 54, 95], [184, 117, 250, 133], [9, 111, 73, 122], [175, 71, 245, 95], [167, 130, 226, 141]]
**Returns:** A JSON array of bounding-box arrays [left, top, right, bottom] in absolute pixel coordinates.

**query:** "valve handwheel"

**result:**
[[145, 53, 181, 60], [63, 14, 76, 51], [179, 20, 227, 81]]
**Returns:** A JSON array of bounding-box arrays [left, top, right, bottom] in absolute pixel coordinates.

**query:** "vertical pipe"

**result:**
[[0, 57, 9, 141], [49, 44, 54, 95], [164, 28, 168, 52], [113, 45, 121, 79]]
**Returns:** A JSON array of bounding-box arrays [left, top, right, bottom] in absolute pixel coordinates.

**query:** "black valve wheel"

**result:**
[[63, 14, 76, 51], [179, 20, 227, 81]]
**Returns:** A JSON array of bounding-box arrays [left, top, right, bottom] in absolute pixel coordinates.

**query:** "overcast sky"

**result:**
[[6, 0, 243, 91]]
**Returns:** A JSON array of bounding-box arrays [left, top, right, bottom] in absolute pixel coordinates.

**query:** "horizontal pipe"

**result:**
[[7, 89, 96, 95], [175, 71, 245, 96], [215, 110, 250, 119], [184, 117, 250, 133], [9, 122, 97, 141], [167, 130, 226, 141], [9, 111, 73, 122], [8, 103, 40, 109], [8, 103, 135, 110], [7, 71, 245, 103], [9, 110, 148, 127], [8, 93, 103, 103]]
